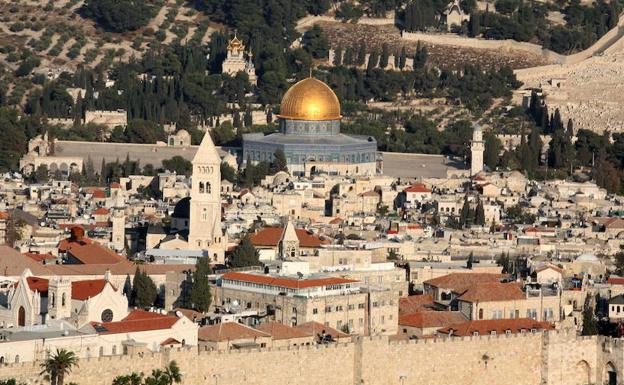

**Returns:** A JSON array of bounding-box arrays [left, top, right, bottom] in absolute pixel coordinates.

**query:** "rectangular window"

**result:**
[[325, 306, 332, 313], [348, 304, 355, 310], [313, 308, 318, 315], [373, 302, 379, 308], [358, 303, 365, 309]]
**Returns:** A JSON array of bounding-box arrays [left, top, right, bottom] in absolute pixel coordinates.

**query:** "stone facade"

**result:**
[[1, 330, 622, 385]]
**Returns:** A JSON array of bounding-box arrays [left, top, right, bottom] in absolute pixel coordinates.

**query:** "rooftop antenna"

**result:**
[[309, 66, 313, 78]]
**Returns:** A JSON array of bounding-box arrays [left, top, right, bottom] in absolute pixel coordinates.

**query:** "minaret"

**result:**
[[188, 132, 225, 262], [279, 220, 300, 259], [471, 124, 484, 176], [111, 192, 125, 253]]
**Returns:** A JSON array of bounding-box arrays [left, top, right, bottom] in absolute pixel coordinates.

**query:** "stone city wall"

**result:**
[[0, 329, 618, 385]]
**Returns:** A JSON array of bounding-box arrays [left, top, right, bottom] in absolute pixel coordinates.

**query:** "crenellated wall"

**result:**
[[0, 330, 619, 385]]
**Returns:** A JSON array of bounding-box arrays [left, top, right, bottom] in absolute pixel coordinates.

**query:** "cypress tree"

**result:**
[[356, 43, 367, 66], [189, 256, 212, 312], [333, 47, 343, 66], [379, 43, 389, 69]]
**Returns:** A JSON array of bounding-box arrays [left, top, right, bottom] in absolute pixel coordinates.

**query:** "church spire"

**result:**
[[192, 131, 221, 165]]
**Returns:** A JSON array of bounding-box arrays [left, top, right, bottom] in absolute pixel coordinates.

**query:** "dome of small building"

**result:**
[[172, 197, 190, 219], [576, 253, 599, 262], [278, 77, 341, 121]]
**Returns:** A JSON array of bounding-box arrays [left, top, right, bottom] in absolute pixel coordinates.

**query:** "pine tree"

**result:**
[[344, 47, 354, 65], [469, 12, 481, 37], [189, 257, 212, 312], [467, 252, 474, 269], [228, 234, 260, 268]]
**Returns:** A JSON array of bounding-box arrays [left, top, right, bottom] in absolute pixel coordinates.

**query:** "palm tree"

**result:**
[[163, 361, 182, 385], [40, 349, 78, 385]]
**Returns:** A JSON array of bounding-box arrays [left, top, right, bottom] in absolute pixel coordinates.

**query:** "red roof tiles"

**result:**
[[21, 277, 112, 300], [255, 322, 310, 340], [399, 294, 435, 315], [93, 207, 109, 215], [399, 311, 466, 329], [92, 310, 179, 334], [403, 183, 431, 193], [424, 273, 507, 294], [250, 227, 330, 248], [437, 318, 554, 337], [457, 282, 525, 303], [199, 322, 269, 342], [221, 272, 358, 290]]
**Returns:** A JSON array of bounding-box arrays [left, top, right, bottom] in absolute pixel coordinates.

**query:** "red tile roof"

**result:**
[[221, 272, 358, 290], [64, 242, 125, 265], [23, 252, 56, 263], [437, 318, 554, 337], [92, 310, 180, 334], [399, 311, 466, 329], [90, 189, 106, 199], [160, 338, 181, 346], [399, 294, 434, 315], [93, 207, 109, 215], [250, 227, 330, 248], [109, 182, 121, 189], [20, 277, 112, 300], [424, 273, 507, 294], [457, 282, 525, 303], [199, 322, 269, 342], [71, 279, 112, 301], [403, 183, 431, 193], [293, 321, 349, 339], [0, 211, 9, 220], [608, 277, 624, 285], [255, 321, 310, 340]]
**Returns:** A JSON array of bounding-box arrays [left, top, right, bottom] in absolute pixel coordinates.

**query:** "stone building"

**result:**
[[221, 35, 257, 85], [243, 77, 379, 176], [20, 133, 83, 175], [216, 271, 398, 335], [441, 0, 470, 31]]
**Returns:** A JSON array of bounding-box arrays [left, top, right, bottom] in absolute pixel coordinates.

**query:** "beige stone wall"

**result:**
[[4, 330, 620, 385]]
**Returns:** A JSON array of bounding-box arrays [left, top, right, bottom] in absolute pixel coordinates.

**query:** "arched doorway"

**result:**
[[575, 360, 591, 385], [17, 306, 25, 326], [605, 362, 617, 385]]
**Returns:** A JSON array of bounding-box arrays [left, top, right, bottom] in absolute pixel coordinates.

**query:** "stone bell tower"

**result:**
[[471, 124, 484, 176], [47, 276, 71, 321], [188, 131, 225, 262]]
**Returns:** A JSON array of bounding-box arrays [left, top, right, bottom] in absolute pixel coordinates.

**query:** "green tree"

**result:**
[[82, 0, 160, 32], [162, 361, 182, 385], [594, 153, 621, 194], [131, 268, 158, 308], [303, 25, 329, 59], [581, 297, 599, 336], [189, 257, 212, 312], [34, 164, 49, 183], [270, 149, 288, 174], [228, 234, 260, 268], [40, 349, 78, 385], [467, 252, 474, 269], [161, 156, 192, 176], [379, 43, 389, 69], [220, 162, 237, 183], [484, 131, 502, 170], [125, 120, 166, 144], [474, 199, 485, 226], [112, 373, 143, 385], [459, 196, 471, 228]]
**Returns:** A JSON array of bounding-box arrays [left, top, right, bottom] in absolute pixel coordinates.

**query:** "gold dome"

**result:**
[[278, 77, 341, 121]]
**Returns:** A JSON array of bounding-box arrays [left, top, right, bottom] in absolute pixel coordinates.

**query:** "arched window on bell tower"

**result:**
[[206, 182, 211, 194], [199, 182, 205, 193], [202, 208, 207, 221]]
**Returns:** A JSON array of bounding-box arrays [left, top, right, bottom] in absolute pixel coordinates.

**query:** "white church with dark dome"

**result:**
[[242, 77, 379, 176]]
